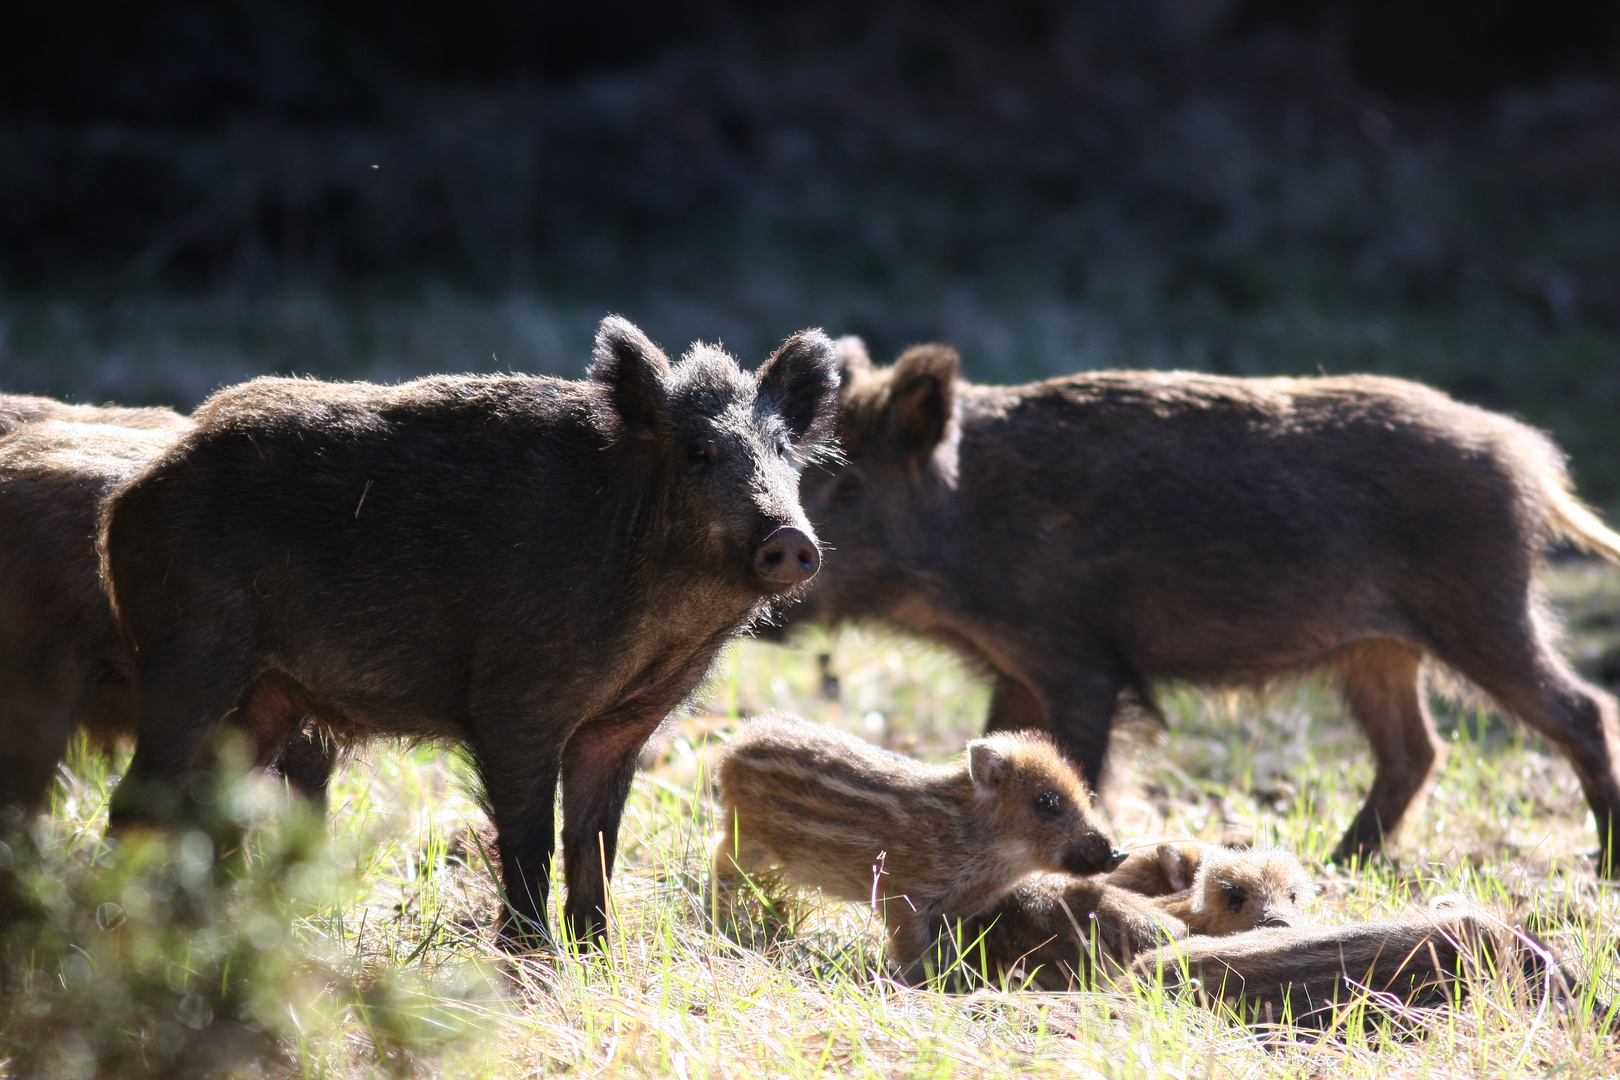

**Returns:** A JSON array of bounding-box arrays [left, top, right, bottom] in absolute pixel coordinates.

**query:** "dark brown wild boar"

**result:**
[[0, 411, 334, 815], [1133, 905, 1599, 1029], [710, 714, 1124, 972], [99, 317, 839, 948], [954, 873, 1187, 991], [783, 340, 1620, 870], [1149, 845, 1314, 935], [0, 419, 188, 812], [0, 393, 192, 434]]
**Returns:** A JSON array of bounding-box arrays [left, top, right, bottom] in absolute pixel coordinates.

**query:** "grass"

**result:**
[[5, 565, 1620, 1077]]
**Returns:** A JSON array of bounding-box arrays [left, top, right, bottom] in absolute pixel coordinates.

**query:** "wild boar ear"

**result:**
[[889, 344, 959, 459], [834, 335, 871, 390], [589, 315, 673, 437], [967, 739, 1010, 796], [1158, 844, 1195, 893], [757, 329, 840, 448]]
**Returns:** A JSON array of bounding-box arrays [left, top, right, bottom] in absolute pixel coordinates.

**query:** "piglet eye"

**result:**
[[1034, 790, 1063, 818], [1288, 892, 1297, 903]]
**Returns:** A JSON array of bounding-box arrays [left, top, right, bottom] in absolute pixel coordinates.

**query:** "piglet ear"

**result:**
[[757, 329, 840, 448], [1158, 844, 1195, 893], [588, 315, 672, 437], [967, 739, 1010, 796], [889, 343, 958, 459]]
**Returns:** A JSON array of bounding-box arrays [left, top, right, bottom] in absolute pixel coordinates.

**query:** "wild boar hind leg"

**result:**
[[1430, 606, 1620, 875]]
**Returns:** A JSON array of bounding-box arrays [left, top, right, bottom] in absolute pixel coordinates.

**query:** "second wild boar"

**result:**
[[710, 714, 1125, 972], [0, 410, 333, 815], [99, 316, 840, 949], [783, 340, 1620, 870]]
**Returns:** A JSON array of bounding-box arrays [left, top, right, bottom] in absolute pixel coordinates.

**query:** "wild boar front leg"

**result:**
[[476, 743, 564, 951], [1032, 666, 1125, 790], [984, 671, 1045, 734], [1333, 639, 1444, 863], [559, 708, 670, 947]]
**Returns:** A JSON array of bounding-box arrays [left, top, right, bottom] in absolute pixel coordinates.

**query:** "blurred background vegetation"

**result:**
[[2, 0, 1618, 507]]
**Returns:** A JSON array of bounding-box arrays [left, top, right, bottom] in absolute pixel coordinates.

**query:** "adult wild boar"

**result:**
[[0, 393, 191, 433], [100, 317, 838, 947], [0, 417, 189, 812], [783, 340, 1620, 870]]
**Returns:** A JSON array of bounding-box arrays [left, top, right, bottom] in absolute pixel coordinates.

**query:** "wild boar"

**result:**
[[710, 714, 1125, 971], [948, 843, 1309, 991], [953, 873, 1187, 991], [1105, 840, 1208, 897], [99, 316, 839, 949], [0, 412, 334, 814], [1133, 905, 1597, 1029], [783, 339, 1620, 870], [1149, 846, 1314, 935], [0, 393, 192, 434]]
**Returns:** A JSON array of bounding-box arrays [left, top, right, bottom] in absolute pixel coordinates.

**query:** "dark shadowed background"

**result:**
[[2, 0, 1618, 506]]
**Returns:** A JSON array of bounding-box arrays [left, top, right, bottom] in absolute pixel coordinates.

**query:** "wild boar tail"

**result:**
[[1544, 484, 1620, 564]]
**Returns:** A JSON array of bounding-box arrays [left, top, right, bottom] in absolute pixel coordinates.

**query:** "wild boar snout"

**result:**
[[1061, 838, 1126, 876], [755, 526, 820, 587]]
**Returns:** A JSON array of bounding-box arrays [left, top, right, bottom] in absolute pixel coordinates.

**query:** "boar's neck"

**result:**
[[582, 448, 764, 696]]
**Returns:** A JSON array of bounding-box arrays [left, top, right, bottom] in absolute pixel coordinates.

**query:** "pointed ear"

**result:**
[[757, 329, 840, 447], [888, 344, 958, 458], [1158, 844, 1195, 893], [834, 335, 871, 390], [967, 739, 1011, 796], [588, 316, 672, 437]]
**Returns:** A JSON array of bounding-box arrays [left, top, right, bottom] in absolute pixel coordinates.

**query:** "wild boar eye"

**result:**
[[832, 471, 863, 502], [686, 441, 714, 467], [1034, 790, 1063, 817], [1288, 892, 1297, 903], [1226, 892, 1246, 912]]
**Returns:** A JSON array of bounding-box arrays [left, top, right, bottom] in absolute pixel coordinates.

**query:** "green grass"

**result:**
[[5, 566, 1620, 1077]]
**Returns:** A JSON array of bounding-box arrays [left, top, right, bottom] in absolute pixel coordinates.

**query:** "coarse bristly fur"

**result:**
[[0, 408, 334, 815], [1149, 845, 1315, 935], [710, 714, 1124, 974], [97, 316, 840, 949], [1105, 840, 1211, 897], [1133, 904, 1606, 1031], [782, 338, 1620, 871], [0, 417, 190, 813], [0, 393, 194, 435]]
